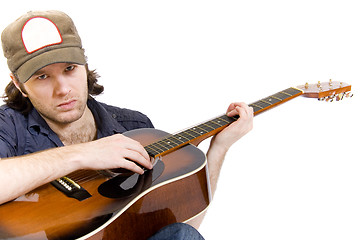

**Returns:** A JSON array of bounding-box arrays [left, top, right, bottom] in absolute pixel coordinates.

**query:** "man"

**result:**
[[0, 10, 253, 239]]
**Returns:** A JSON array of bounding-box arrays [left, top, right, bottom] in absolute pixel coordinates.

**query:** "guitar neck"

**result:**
[[145, 87, 303, 158]]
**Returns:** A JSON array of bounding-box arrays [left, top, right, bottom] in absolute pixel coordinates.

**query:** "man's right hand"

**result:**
[[75, 134, 153, 175]]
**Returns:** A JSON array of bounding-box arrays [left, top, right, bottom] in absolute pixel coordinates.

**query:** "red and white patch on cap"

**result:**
[[21, 17, 63, 54]]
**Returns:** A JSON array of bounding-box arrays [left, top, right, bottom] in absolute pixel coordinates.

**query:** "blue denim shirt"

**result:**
[[0, 98, 153, 158]]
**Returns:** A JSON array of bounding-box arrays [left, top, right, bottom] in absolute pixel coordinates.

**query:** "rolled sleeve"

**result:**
[[0, 109, 18, 158]]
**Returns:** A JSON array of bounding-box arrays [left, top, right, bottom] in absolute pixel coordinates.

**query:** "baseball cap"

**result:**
[[1, 10, 86, 83]]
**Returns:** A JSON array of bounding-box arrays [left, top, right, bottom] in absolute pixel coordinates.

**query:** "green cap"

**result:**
[[1, 10, 86, 83]]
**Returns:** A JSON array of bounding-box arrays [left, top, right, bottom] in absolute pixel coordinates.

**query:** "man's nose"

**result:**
[[53, 75, 71, 96]]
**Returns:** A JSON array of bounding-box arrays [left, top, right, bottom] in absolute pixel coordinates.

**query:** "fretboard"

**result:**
[[145, 87, 303, 158]]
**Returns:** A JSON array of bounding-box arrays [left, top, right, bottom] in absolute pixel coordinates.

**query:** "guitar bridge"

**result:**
[[51, 177, 92, 201]]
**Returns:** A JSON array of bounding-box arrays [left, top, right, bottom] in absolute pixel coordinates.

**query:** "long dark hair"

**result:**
[[2, 64, 104, 114]]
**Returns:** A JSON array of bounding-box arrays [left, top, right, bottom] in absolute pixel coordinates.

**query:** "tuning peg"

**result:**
[[336, 93, 343, 101], [325, 95, 335, 102], [345, 92, 353, 98], [305, 82, 309, 89], [329, 79, 333, 86]]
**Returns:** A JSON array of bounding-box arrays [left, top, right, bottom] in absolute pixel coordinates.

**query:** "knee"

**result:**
[[170, 223, 202, 239], [149, 222, 204, 240]]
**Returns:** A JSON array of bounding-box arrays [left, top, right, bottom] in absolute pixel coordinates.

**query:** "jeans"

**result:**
[[148, 223, 205, 240]]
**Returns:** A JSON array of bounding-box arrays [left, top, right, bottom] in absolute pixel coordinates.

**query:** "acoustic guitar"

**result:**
[[0, 80, 352, 240]]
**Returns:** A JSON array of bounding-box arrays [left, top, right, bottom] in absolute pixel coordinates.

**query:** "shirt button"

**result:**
[[112, 114, 117, 119]]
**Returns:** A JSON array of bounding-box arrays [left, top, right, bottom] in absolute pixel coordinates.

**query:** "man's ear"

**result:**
[[10, 73, 28, 98]]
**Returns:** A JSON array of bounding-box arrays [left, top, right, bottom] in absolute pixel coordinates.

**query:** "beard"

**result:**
[[37, 98, 88, 126]]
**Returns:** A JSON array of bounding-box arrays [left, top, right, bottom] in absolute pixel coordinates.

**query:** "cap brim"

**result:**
[[16, 47, 86, 83]]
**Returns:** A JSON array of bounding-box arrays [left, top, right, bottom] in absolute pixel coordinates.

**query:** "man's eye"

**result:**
[[37, 74, 48, 80], [65, 65, 75, 72]]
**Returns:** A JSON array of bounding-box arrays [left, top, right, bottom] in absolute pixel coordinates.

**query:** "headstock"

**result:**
[[297, 79, 352, 102]]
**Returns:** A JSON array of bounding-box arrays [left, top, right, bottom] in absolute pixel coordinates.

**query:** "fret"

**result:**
[[252, 100, 270, 109], [271, 96, 282, 101], [273, 92, 291, 100], [183, 129, 199, 140], [186, 128, 202, 138], [280, 91, 292, 97], [152, 142, 170, 152], [152, 142, 166, 151], [144, 147, 157, 157], [207, 120, 222, 128], [145, 143, 162, 153], [211, 117, 229, 127], [174, 132, 192, 141], [145, 145, 162, 157], [167, 135, 186, 145], [283, 87, 302, 96], [259, 99, 270, 104], [261, 96, 281, 104], [249, 104, 262, 113], [158, 138, 177, 148], [155, 140, 171, 149], [260, 99, 273, 106], [173, 134, 190, 142], [146, 142, 168, 157], [149, 143, 163, 152], [198, 123, 215, 132], [219, 115, 236, 123], [189, 127, 207, 135]]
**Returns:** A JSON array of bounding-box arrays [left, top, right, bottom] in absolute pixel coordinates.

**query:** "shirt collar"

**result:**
[[28, 107, 51, 135], [28, 107, 64, 146], [85, 98, 126, 138]]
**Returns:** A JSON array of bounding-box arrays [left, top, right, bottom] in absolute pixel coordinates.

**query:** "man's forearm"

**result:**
[[0, 146, 82, 204], [206, 141, 228, 198]]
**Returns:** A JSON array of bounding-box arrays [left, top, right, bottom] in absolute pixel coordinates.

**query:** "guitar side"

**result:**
[[0, 128, 211, 240]]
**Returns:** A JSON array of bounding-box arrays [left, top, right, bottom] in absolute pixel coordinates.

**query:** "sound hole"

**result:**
[[98, 160, 164, 199]]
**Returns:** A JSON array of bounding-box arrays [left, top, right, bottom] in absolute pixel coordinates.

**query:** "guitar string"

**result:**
[[69, 170, 102, 183], [131, 88, 299, 157]]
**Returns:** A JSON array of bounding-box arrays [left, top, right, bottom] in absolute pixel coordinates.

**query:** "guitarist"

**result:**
[[0, 10, 253, 239]]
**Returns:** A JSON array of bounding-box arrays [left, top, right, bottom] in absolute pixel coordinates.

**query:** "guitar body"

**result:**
[[0, 128, 211, 240]]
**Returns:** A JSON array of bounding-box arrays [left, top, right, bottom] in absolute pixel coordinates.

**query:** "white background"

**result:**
[[0, 1, 359, 239]]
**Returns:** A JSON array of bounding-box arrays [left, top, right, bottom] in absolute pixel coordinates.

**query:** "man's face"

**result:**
[[21, 63, 88, 126]]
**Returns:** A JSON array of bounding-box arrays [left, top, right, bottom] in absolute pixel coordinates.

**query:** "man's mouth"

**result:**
[[58, 100, 76, 110]]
